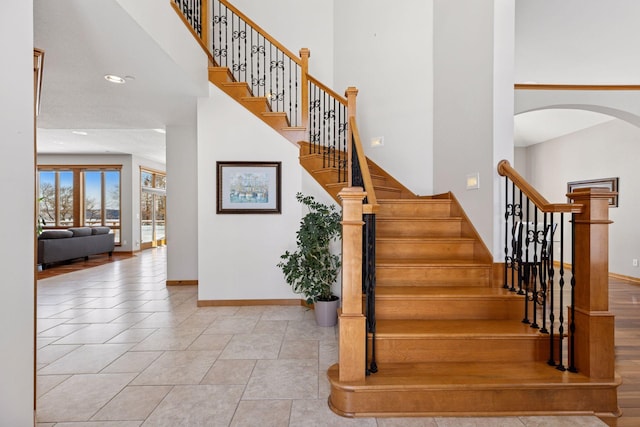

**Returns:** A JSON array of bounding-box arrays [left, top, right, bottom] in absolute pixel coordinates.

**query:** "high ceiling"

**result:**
[[34, 0, 202, 164], [34, 1, 640, 164]]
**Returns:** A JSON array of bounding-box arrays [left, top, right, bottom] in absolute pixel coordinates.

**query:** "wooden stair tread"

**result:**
[[377, 217, 462, 222], [376, 319, 543, 337], [328, 362, 618, 388], [375, 286, 516, 298], [377, 236, 475, 243], [378, 199, 451, 204], [376, 259, 491, 266]]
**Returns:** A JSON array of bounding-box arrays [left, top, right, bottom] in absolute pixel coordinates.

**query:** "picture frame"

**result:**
[[216, 161, 281, 214], [567, 177, 619, 207]]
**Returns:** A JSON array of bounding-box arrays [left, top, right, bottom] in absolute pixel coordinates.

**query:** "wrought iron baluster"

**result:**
[[530, 208, 540, 329], [538, 213, 550, 335], [569, 215, 578, 373], [363, 213, 377, 375], [556, 215, 566, 371], [547, 213, 556, 366]]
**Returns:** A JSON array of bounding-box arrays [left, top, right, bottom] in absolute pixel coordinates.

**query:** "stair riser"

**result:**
[[239, 98, 270, 115], [372, 337, 551, 363], [375, 298, 524, 321], [377, 202, 451, 218], [220, 83, 252, 99], [329, 384, 619, 417], [376, 241, 475, 260], [377, 220, 462, 238], [208, 67, 234, 83], [376, 266, 492, 287], [300, 155, 345, 172], [261, 113, 289, 129]]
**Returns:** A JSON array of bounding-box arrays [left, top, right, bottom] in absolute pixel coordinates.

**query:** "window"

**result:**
[[140, 168, 166, 249], [38, 166, 122, 244]]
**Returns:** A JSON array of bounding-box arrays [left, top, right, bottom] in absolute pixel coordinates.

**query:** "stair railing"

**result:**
[[308, 76, 349, 182], [209, 0, 305, 128], [498, 160, 616, 379], [173, 0, 354, 187], [174, 0, 382, 380], [349, 116, 378, 375]]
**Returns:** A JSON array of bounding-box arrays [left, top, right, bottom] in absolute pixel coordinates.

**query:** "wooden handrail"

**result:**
[[350, 117, 377, 206], [218, 0, 302, 67], [307, 73, 348, 105], [497, 160, 582, 214]]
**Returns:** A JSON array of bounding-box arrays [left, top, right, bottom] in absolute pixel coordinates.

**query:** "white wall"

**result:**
[[230, 0, 334, 86], [521, 119, 640, 279], [333, 0, 434, 197], [516, 0, 640, 84], [166, 117, 198, 282], [197, 85, 304, 301], [0, 0, 35, 423], [433, 0, 514, 258]]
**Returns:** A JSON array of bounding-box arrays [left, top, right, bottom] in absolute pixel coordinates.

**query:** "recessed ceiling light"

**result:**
[[71, 130, 88, 136], [104, 74, 126, 84]]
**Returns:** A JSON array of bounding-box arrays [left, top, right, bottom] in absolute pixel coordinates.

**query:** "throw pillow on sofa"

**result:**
[[38, 230, 73, 239], [67, 227, 92, 237]]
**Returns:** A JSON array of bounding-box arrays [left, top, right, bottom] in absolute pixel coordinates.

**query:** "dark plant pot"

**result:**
[[314, 297, 340, 327]]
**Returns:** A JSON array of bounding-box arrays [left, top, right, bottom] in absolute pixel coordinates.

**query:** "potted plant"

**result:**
[[278, 192, 342, 326]]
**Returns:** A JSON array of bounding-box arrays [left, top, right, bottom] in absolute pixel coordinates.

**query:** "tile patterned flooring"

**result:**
[[36, 248, 610, 426]]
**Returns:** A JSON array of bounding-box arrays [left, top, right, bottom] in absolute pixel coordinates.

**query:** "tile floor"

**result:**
[[36, 247, 608, 426]]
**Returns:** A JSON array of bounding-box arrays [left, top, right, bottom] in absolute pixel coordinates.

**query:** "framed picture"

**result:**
[[216, 161, 281, 214], [567, 177, 619, 207]]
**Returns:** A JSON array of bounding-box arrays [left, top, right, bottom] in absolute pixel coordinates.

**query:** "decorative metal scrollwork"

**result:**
[[213, 48, 227, 58], [338, 122, 348, 134], [232, 63, 247, 72], [310, 131, 320, 143], [309, 100, 321, 111], [251, 77, 265, 87], [323, 110, 335, 121], [251, 45, 265, 55], [233, 30, 246, 40], [270, 60, 284, 70], [268, 91, 285, 101], [505, 203, 522, 219], [213, 15, 227, 25]]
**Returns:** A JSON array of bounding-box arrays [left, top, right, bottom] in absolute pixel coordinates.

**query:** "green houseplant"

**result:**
[[278, 193, 342, 325]]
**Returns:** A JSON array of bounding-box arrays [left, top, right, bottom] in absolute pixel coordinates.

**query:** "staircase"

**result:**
[[174, 0, 620, 421], [328, 196, 618, 418]]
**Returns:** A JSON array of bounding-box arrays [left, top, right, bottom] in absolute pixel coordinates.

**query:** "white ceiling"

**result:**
[[34, 0, 202, 165], [34, 0, 632, 163], [514, 109, 616, 148]]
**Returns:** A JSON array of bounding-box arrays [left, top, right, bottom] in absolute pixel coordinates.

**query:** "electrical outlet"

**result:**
[[633, 259, 639, 267]]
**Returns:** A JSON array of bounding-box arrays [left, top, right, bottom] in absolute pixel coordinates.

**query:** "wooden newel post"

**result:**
[[345, 87, 358, 187], [568, 187, 616, 379], [337, 187, 367, 382], [299, 48, 310, 131]]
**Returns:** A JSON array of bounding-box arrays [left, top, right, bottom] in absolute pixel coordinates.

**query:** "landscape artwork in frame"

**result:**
[[567, 177, 619, 207], [216, 161, 281, 214]]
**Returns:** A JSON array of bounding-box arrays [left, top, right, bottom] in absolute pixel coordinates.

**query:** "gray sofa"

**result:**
[[38, 226, 115, 269]]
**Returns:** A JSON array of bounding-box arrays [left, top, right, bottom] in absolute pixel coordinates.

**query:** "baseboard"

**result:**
[[608, 272, 640, 284], [166, 280, 198, 286], [551, 261, 640, 284], [197, 298, 305, 307]]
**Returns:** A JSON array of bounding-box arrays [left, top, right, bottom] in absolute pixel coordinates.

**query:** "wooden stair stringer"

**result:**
[[208, 66, 304, 145]]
